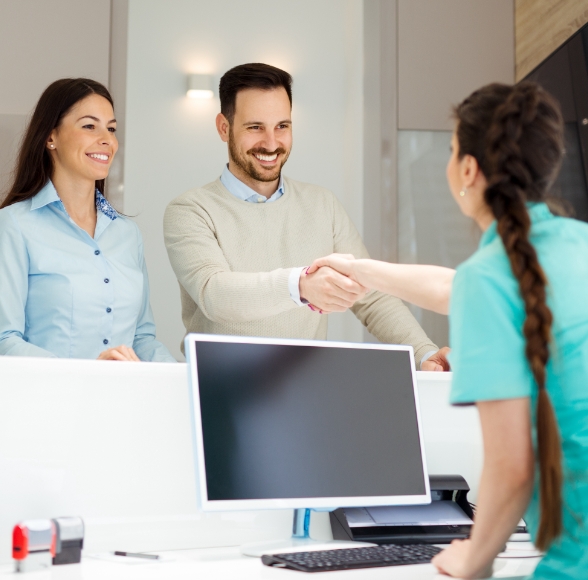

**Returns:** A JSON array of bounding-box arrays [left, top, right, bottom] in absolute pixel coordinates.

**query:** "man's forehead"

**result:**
[[234, 87, 291, 118]]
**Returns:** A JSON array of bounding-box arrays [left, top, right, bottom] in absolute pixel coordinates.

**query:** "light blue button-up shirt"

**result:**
[[220, 163, 285, 204], [0, 181, 175, 361], [220, 165, 306, 304]]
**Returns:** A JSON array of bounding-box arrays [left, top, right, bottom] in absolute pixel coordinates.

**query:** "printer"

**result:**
[[330, 475, 474, 545]]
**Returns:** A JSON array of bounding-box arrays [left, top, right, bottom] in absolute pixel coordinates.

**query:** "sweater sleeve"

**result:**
[[163, 193, 298, 324], [329, 195, 438, 365]]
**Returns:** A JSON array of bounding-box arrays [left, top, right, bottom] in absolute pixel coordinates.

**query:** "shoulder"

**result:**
[[0, 198, 33, 218], [283, 177, 345, 218], [114, 214, 142, 238], [166, 180, 225, 213], [0, 199, 33, 231], [539, 212, 588, 242], [283, 176, 337, 201], [453, 240, 520, 313]]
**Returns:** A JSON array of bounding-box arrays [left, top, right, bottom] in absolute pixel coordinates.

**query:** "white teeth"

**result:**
[[255, 153, 278, 162], [89, 153, 108, 161]]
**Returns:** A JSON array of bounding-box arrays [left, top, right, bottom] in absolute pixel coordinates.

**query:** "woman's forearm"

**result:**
[[466, 399, 535, 575], [351, 260, 455, 315]]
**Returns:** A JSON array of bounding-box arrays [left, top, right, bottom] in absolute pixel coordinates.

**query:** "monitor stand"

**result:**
[[240, 508, 375, 557]]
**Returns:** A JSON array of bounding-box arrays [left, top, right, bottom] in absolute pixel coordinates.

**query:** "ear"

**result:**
[[216, 113, 230, 143], [460, 154, 481, 189], [46, 130, 57, 151]]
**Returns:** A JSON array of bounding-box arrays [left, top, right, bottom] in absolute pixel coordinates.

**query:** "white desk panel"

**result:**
[[0, 358, 484, 567], [416, 372, 483, 501]]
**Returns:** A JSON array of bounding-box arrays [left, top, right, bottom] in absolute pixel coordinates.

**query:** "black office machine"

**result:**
[[52, 517, 84, 565], [330, 475, 474, 545]]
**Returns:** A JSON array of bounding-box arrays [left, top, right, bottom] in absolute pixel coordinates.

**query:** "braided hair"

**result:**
[[454, 82, 564, 551]]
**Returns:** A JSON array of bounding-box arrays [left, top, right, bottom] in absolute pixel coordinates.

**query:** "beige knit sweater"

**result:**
[[163, 177, 437, 363]]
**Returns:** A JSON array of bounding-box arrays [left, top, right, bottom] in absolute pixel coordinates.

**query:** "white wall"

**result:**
[[124, 0, 365, 360], [0, 0, 110, 197]]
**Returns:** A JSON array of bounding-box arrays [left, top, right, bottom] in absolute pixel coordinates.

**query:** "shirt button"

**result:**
[[103, 339, 109, 345], [257, 197, 264, 203], [94, 250, 101, 255], [106, 307, 112, 313], [104, 278, 109, 283]]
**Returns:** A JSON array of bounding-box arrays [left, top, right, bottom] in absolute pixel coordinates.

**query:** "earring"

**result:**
[[49, 144, 55, 149], [459, 187, 467, 197]]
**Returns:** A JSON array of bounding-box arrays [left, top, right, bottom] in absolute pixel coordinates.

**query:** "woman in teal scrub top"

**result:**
[[309, 82, 588, 578]]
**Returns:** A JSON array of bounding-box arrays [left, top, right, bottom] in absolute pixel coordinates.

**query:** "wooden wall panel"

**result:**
[[516, 0, 588, 80]]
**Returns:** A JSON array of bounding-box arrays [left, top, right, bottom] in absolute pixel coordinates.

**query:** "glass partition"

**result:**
[[398, 130, 480, 347]]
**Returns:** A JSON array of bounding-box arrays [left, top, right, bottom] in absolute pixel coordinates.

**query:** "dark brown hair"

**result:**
[[455, 81, 564, 551], [1, 78, 114, 209], [219, 63, 292, 124]]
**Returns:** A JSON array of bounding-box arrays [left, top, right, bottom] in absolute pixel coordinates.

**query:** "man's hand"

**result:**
[[97, 345, 141, 362], [421, 346, 450, 372], [299, 265, 368, 313]]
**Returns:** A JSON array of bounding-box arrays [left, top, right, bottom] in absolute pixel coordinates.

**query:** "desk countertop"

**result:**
[[0, 545, 539, 579]]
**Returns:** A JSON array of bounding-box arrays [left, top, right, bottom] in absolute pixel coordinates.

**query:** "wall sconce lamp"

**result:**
[[187, 74, 214, 99]]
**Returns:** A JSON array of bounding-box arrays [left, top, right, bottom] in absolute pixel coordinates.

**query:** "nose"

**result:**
[[99, 127, 116, 147], [260, 128, 279, 152]]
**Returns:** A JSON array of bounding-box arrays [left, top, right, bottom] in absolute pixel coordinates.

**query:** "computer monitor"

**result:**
[[185, 334, 430, 555]]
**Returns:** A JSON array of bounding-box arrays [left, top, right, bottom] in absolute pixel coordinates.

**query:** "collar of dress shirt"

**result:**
[[220, 164, 285, 203], [30, 180, 61, 210], [31, 181, 118, 220]]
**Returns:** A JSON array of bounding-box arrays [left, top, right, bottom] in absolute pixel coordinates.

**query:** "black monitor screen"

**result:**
[[193, 341, 426, 501]]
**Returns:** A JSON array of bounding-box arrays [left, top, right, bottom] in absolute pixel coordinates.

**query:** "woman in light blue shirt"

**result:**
[[0, 78, 174, 362], [310, 82, 588, 578]]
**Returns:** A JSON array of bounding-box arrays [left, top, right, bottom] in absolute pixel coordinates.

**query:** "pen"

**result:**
[[114, 551, 160, 560]]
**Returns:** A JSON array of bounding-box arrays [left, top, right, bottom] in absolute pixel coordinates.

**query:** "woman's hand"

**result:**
[[97, 345, 141, 361], [432, 539, 493, 579], [306, 254, 357, 280]]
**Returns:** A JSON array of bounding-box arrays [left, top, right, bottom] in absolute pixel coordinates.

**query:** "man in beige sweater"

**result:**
[[164, 63, 449, 370]]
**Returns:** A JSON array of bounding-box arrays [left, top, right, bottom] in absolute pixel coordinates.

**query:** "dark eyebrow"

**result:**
[[77, 115, 117, 124], [243, 119, 291, 126]]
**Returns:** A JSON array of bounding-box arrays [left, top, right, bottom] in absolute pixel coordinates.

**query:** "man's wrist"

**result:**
[[419, 349, 437, 370], [288, 267, 307, 306]]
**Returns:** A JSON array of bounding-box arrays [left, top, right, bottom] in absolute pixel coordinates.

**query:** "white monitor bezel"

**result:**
[[185, 333, 431, 512]]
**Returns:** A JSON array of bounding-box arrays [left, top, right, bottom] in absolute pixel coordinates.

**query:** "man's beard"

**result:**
[[228, 130, 290, 183]]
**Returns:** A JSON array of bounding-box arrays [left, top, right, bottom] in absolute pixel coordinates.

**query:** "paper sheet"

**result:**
[[345, 501, 474, 527]]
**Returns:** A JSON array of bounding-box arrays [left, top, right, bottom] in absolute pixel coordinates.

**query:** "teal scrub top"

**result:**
[[450, 203, 588, 579]]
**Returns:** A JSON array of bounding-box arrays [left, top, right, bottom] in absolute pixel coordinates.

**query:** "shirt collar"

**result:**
[[30, 181, 60, 210], [95, 191, 118, 220], [220, 164, 285, 203], [479, 202, 553, 249], [30, 181, 118, 220]]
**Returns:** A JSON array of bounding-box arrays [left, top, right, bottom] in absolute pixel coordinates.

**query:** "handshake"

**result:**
[[299, 253, 451, 372], [299, 254, 365, 315]]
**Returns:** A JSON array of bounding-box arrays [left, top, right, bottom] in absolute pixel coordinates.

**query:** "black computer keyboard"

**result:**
[[261, 543, 443, 572]]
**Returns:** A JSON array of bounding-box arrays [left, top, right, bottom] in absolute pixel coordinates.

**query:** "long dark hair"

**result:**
[[454, 81, 564, 551], [1, 78, 114, 209]]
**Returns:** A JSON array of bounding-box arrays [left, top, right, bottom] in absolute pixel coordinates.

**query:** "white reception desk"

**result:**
[[0, 356, 536, 578]]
